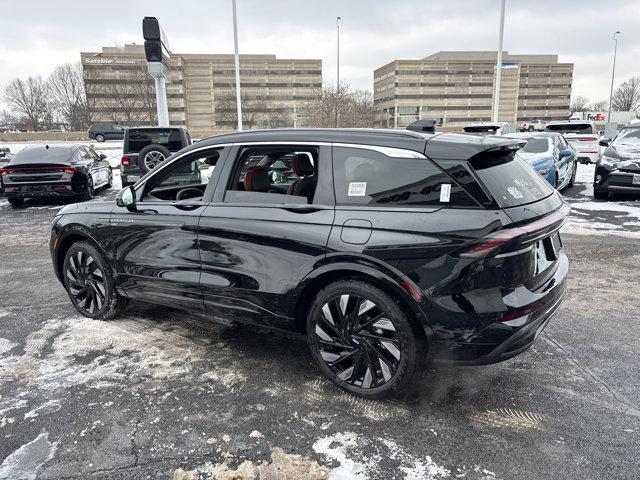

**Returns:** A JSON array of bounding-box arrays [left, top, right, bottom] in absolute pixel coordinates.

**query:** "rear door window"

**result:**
[[546, 123, 593, 134], [332, 146, 477, 207], [471, 152, 554, 208]]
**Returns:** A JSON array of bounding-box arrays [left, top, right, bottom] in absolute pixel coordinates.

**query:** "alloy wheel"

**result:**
[[313, 294, 401, 389], [143, 151, 166, 170], [66, 251, 107, 314]]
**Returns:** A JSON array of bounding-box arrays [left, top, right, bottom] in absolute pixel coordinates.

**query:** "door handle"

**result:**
[[280, 204, 324, 214]]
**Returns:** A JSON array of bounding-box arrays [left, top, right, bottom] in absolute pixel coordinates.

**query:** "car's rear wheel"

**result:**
[[95, 134, 105, 142], [307, 280, 423, 398], [8, 196, 24, 207], [79, 176, 94, 201], [568, 160, 577, 188], [63, 242, 128, 319]]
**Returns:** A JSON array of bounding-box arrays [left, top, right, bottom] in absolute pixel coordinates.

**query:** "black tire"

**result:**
[[306, 280, 424, 399], [138, 144, 171, 174], [528, 125, 534, 132], [553, 173, 559, 189], [106, 168, 113, 189], [8, 196, 24, 207], [594, 189, 609, 200], [568, 161, 577, 188], [79, 175, 94, 201], [95, 134, 105, 142], [62, 241, 129, 319]]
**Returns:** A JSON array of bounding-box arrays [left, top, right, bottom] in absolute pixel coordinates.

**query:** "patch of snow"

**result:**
[[0, 432, 57, 480], [24, 400, 61, 419], [313, 432, 368, 480]]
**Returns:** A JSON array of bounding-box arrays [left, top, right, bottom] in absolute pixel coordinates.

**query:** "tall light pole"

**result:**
[[335, 16, 341, 128], [492, 0, 506, 122], [607, 31, 621, 122], [232, 0, 243, 130]]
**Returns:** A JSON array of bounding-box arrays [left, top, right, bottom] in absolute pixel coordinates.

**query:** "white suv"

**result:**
[[545, 121, 599, 164]]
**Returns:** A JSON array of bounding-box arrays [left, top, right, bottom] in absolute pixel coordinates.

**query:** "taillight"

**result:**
[[121, 156, 130, 166], [460, 228, 525, 259], [63, 167, 76, 174], [578, 137, 598, 142]]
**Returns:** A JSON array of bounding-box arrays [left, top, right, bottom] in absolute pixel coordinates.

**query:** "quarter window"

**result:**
[[332, 147, 476, 207]]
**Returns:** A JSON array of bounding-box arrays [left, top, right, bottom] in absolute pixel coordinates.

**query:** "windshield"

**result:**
[[521, 138, 551, 154], [613, 128, 640, 146], [546, 123, 593, 134], [472, 153, 554, 208]]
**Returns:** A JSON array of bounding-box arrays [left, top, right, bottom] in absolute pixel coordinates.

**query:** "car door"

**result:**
[[109, 146, 227, 311], [197, 143, 335, 330], [84, 146, 109, 186]]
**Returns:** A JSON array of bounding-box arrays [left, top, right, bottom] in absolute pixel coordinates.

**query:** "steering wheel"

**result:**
[[176, 187, 204, 201]]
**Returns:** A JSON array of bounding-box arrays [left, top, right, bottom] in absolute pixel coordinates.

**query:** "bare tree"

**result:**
[[590, 99, 609, 111], [48, 62, 90, 131], [215, 91, 291, 130], [611, 77, 640, 112], [301, 83, 375, 128], [3, 76, 51, 131], [570, 95, 591, 113]]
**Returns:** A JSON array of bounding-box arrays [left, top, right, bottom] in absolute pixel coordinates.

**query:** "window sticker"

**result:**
[[507, 186, 524, 199], [348, 182, 367, 196], [439, 183, 451, 202]]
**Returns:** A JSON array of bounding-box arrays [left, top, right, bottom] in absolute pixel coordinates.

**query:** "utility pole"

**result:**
[[608, 31, 621, 122], [492, 0, 506, 122], [232, 0, 243, 130], [335, 16, 341, 128]]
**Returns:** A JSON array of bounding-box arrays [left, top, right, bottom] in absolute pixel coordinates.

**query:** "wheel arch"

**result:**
[[54, 226, 108, 282], [290, 260, 434, 342]]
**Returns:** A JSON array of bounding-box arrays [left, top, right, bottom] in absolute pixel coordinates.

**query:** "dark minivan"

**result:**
[[50, 129, 569, 398]]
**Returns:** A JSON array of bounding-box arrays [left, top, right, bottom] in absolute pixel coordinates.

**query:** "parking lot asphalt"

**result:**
[[0, 165, 639, 479]]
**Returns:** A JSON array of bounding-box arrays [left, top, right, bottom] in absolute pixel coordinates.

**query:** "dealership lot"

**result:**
[[0, 151, 639, 479]]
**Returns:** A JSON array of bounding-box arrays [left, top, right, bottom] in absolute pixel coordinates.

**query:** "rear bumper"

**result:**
[[2, 182, 76, 198], [430, 250, 569, 365]]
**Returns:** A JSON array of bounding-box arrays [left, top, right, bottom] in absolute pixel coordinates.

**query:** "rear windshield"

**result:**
[[463, 126, 499, 134], [472, 152, 554, 208], [522, 138, 551, 154], [10, 147, 73, 165], [546, 123, 593, 134], [127, 129, 183, 152]]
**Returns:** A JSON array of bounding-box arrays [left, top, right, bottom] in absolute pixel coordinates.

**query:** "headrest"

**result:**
[[244, 166, 270, 192], [291, 154, 314, 176]]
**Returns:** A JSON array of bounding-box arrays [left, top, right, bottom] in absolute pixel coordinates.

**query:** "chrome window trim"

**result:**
[[135, 141, 427, 190]]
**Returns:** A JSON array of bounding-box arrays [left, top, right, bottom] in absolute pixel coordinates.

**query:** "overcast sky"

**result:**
[[1, 0, 639, 105]]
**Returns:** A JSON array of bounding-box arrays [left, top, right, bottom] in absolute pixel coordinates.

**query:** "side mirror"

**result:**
[[99, 153, 107, 160], [116, 186, 136, 209], [599, 139, 610, 147], [559, 149, 572, 159]]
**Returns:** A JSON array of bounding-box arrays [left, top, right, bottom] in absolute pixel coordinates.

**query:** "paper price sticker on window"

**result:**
[[348, 182, 367, 197], [439, 183, 451, 202]]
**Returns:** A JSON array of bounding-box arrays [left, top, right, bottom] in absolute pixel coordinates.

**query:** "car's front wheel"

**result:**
[[62, 242, 128, 319], [8, 196, 24, 208], [307, 280, 423, 398]]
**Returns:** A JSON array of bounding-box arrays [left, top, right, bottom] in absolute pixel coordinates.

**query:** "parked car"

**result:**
[[88, 123, 126, 142], [594, 122, 640, 200], [519, 120, 546, 132], [0, 144, 112, 207], [120, 126, 192, 187], [462, 122, 516, 135], [50, 128, 569, 398], [545, 121, 599, 164], [505, 132, 577, 190]]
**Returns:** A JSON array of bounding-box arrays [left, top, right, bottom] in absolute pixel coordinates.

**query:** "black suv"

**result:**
[[50, 129, 569, 398], [120, 126, 191, 187], [88, 123, 126, 142]]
